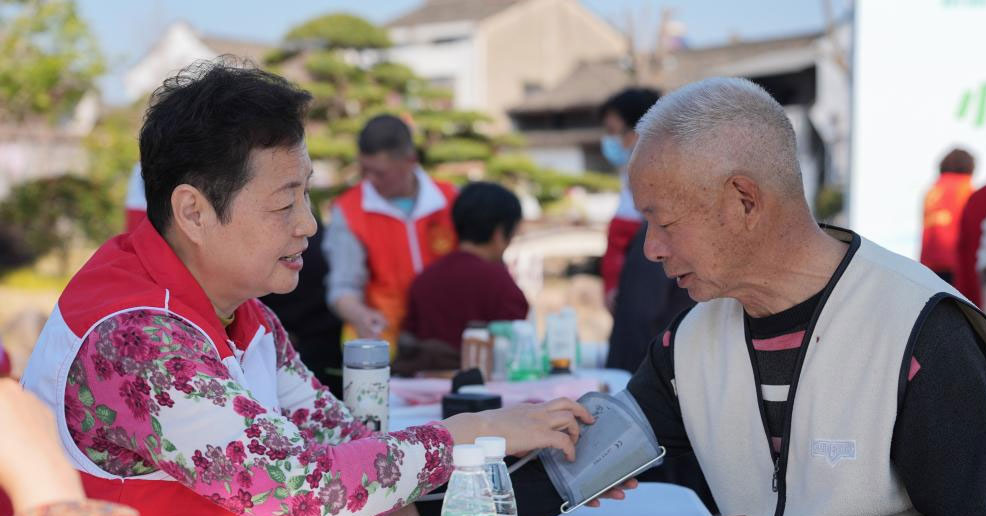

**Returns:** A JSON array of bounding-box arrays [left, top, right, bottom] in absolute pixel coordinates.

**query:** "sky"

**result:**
[[75, 0, 847, 105]]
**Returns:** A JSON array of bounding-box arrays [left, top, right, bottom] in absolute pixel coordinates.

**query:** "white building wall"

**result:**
[[527, 145, 585, 174], [124, 23, 219, 101], [386, 22, 480, 110], [851, 0, 986, 258]]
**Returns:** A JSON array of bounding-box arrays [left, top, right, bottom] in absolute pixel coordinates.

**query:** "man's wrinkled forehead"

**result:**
[[629, 138, 691, 211]]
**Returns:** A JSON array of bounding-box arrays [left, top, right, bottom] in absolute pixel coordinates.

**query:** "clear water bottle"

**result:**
[[441, 444, 497, 516], [508, 320, 541, 381], [475, 437, 518, 516]]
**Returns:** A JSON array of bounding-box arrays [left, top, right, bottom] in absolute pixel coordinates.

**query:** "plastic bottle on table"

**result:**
[[441, 444, 497, 516], [488, 321, 513, 381], [475, 436, 518, 516], [509, 320, 541, 381], [545, 308, 580, 374], [461, 322, 494, 381]]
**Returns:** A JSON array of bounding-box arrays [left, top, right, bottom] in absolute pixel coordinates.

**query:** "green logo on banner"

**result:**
[[956, 84, 986, 128], [943, 0, 986, 6]]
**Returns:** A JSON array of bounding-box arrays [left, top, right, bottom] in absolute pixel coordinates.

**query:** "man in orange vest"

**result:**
[[324, 114, 457, 351]]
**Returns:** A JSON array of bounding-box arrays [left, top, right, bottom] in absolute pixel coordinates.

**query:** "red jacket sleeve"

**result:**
[[601, 218, 643, 295]]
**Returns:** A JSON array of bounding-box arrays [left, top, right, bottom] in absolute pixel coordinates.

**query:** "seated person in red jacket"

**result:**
[[399, 182, 529, 371]]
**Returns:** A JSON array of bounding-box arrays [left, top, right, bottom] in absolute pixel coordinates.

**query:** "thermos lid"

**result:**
[[343, 339, 390, 368]]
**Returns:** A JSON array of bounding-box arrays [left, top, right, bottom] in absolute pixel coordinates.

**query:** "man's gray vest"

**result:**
[[673, 227, 986, 516]]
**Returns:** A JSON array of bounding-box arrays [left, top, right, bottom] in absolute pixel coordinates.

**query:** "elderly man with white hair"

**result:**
[[508, 78, 986, 516]]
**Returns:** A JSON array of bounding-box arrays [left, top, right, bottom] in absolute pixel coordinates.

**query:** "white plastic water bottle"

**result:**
[[475, 437, 518, 516], [441, 444, 497, 516]]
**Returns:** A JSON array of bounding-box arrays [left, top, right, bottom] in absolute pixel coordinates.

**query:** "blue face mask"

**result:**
[[601, 135, 631, 168]]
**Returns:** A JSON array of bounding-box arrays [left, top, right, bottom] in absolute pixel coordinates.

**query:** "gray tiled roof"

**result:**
[[511, 31, 823, 113], [388, 0, 522, 27]]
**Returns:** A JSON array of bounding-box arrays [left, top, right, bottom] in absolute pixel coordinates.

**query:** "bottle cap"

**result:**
[[452, 444, 486, 467], [475, 436, 506, 459], [512, 320, 534, 338], [462, 327, 490, 341], [343, 339, 390, 368], [488, 321, 514, 337], [458, 385, 492, 395]]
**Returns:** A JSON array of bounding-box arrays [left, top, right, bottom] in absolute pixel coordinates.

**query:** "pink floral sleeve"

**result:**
[[256, 304, 370, 447], [65, 310, 453, 515]]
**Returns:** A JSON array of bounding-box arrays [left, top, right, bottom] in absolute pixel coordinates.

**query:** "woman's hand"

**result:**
[[442, 397, 594, 461], [584, 478, 639, 507], [0, 379, 85, 513]]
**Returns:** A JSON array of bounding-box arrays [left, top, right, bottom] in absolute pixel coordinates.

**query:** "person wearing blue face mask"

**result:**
[[598, 87, 661, 311]]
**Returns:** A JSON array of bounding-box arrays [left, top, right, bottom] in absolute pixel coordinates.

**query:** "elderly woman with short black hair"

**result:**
[[20, 59, 591, 516]]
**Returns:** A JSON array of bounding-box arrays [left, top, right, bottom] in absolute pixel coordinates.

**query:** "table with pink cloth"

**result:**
[[388, 368, 632, 428], [389, 369, 710, 515]]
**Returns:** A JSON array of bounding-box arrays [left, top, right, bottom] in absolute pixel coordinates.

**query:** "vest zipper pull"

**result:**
[[772, 457, 780, 493]]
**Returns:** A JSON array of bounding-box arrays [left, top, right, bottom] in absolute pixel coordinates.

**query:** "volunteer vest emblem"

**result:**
[[427, 221, 455, 255], [811, 439, 856, 466]]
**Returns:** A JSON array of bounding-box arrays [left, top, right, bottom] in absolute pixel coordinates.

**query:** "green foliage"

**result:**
[[0, 0, 105, 122], [304, 51, 358, 83], [323, 105, 400, 135], [262, 47, 299, 66], [486, 154, 620, 203], [327, 115, 367, 135], [429, 171, 471, 187], [84, 104, 141, 231], [307, 133, 357, 164], [487, 154, 541, 177], [369, 62, 415, 91], [301, 81, 339, 119], [0, 175, 115, 273], [286, 13, 391, 50], [0, 266, 70, 290], [414, 110, 490, 137], [274, 10, 617, 211], [426, 138, 492, 164], [303, 81, 337, 100], [815, 185, 844, 221], [490, 132, 527, 150], [415, 84, 454, 104], [347, 82, 387, 107]]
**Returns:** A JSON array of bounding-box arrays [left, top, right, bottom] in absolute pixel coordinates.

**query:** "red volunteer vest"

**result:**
[[336, 178, 457, 348], [19, 220, 277, 516]]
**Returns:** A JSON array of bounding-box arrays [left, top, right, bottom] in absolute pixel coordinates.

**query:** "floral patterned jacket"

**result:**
[[63, 305, 452, 516]]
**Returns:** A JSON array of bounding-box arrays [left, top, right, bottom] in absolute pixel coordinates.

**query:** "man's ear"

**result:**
[[170, 184, 216, 245], [490, 226, 506, 246], [726, 174, 762, 229]]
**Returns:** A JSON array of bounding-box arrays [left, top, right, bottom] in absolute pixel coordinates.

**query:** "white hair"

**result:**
[[636, 77, 803, 195]]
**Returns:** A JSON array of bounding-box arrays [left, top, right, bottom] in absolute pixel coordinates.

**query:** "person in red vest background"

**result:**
[[952, 151, 986, 306], [598, 88, 661, 311], [324, 114, 458, 351], [921, 148, 975, 285]]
